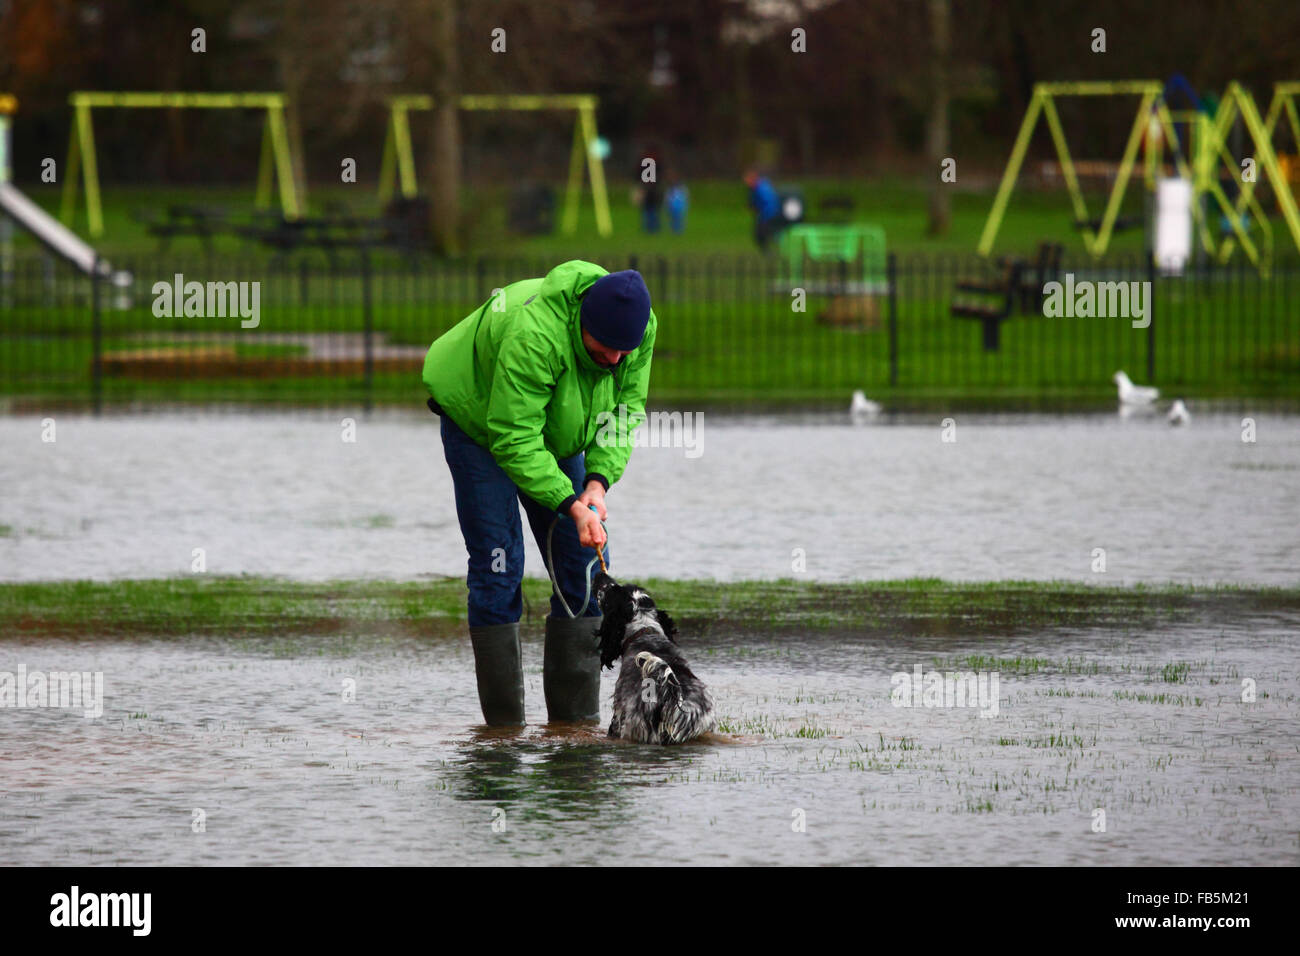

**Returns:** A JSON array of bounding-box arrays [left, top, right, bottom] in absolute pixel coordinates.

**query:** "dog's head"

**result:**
[[593, 572, 679, 670]]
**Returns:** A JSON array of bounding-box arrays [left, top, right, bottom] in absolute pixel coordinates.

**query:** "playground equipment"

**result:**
[[60, 92, 303, 237], [779, 223, 887, 293], [1220, 81, 1300, 259], [0, 94, 126, 283], [777, 222, 889, 331], [377, 94, 612, 237], [1259, 82, 1300, 163], [1144, 88, 1270, 267], [1145, 81, 1300, 267], [978, 82, 1188, 258], [978, 80, 1300, 268]]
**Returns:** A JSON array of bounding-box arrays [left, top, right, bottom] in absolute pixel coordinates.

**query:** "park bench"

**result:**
[[1017, 241, 1063, 312], [957, 241, 1063, 314], [952, 259, 1024, 351]]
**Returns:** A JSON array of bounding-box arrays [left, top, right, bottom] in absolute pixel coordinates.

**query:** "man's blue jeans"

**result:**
[[439, 413, 607, 627]]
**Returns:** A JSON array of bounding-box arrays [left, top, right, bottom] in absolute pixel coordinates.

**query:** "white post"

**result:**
[[1155, 177, 1193, 276]]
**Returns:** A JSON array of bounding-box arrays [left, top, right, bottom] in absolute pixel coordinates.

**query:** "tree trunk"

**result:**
[[428, 0, 461, 256], [278, 0, 309, 209], [925, 0, 951, 237]]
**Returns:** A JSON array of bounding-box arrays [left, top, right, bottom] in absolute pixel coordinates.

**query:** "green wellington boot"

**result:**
[[543, 615, 602, 722], [468, 622, 525, 726]]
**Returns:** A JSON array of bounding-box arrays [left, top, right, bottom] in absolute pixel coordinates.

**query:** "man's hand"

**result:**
[[577, 480, 607, 520], [569, 499, 607, 549]]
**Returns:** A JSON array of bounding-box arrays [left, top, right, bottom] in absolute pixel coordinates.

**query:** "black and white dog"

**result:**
[[593, 573, 717, 745]]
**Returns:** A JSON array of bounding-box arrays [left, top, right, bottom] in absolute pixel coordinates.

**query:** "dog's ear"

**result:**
[[595, 585, 634, 670], [655, 608, 679, 642]]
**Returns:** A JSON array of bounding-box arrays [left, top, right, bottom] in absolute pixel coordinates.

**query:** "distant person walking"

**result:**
[[422, 261, 656, 727], [744, 169, 782, 250], [638, 149, 664, 233], [666, 178, 689, 234]]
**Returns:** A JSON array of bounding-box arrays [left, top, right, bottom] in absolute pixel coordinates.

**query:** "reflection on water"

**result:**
[[2, 617, 1297, 865], [1, 411, 1297, 584]]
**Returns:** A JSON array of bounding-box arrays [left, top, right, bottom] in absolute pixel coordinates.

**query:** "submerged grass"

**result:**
[[1, 575, 1299, 639]]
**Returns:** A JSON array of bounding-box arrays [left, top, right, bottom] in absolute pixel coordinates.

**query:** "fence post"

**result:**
[[91, 256, 103, 415], [887, 252, 898, 388], [1146, 255, 1156, 383], [361, 247, 374, 416]]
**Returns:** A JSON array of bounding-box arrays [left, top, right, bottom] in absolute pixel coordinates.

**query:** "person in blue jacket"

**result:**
[[666, 178, 689, 234], [744, 169, 782, 250]]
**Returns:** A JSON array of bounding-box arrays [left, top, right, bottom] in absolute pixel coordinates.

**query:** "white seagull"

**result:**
[[1113, 370, 1159, 405], [1167, 399, 1190, 426], [850, 389, 882, 417]]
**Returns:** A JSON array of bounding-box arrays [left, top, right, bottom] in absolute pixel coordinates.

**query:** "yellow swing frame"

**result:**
[[378, 93, 612, 237], [978, 81, 1187, 258], [60, 91, 303, 237], [1216, 81, 1300, 264], [977, 81, 1300, 268]]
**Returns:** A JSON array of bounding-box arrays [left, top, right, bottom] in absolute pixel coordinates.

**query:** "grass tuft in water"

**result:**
[[4, 576, 1300, 640]]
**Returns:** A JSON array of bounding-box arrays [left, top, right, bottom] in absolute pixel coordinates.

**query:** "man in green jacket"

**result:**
[[423, 260, 655, 726]]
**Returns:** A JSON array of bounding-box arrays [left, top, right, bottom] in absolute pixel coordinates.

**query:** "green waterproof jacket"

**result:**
[[423, 259, 656, 514]]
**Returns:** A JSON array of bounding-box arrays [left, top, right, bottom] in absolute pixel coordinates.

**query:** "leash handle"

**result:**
[[589, 504, 608, 573], [545, 510, 608, 619]]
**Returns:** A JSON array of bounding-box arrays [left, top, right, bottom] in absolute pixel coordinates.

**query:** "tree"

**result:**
[[925, 0, 951, 237], [427, 0, 460, 256]]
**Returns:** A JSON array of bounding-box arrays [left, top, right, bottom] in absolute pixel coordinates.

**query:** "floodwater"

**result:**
[[3, 410, 1297, 864], [2, 613, 1297, 865], [1, 410, 1297, 585]]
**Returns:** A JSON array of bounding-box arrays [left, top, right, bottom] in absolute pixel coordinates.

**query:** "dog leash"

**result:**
[[545, 505, 608, 619]]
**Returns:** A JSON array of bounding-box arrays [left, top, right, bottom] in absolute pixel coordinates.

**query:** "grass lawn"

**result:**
[[4, 270, 1297, 406], [10, 175, 1239, 259], [3, 575, 1298, 638], [4, 177, 1298, 407]]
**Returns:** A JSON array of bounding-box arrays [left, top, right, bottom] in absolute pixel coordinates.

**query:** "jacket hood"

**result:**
[[540, 259, 613, 375]]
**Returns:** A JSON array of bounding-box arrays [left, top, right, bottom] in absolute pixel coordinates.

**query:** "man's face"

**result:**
[[581, 328, 632, 369]]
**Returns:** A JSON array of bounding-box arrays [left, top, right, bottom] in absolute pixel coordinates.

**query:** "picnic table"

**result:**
[[234, 198, 430, 266], [131, 204, 228, 255]]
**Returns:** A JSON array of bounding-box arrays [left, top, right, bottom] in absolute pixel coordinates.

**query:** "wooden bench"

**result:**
[[957, 242, 1062, 310], [952, 260, 1024, 351], [1015, 241, 1063, 312]]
